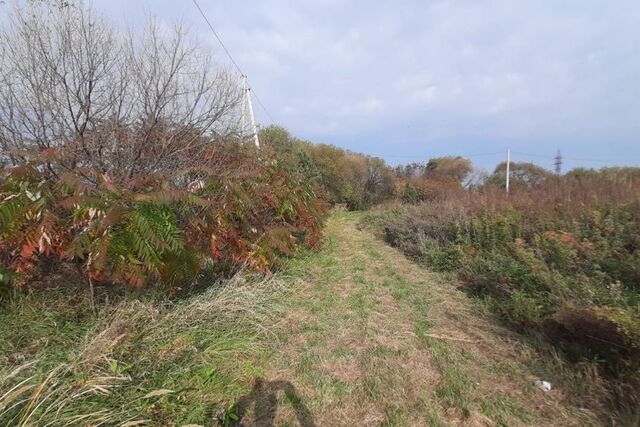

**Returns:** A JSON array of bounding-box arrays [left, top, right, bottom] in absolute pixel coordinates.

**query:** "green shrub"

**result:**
[[260, 126, 395, 210], [424, 244, 464, 272]]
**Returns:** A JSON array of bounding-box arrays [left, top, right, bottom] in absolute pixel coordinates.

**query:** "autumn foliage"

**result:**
[[0, 4, 331, 294], [260, 126, 396, 210], [0, 142, 327, 291], [369, 169, 640, 409]]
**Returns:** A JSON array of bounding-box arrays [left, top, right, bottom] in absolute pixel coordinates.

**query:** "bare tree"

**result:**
[[463, 166, 489, 189], [0, 1, 243, 183]]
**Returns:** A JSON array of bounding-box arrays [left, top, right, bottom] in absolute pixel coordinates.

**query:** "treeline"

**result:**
[[368, 165, 640, 417], [260, 133, 573, 209], [259, 126, 395, 210], [258, 127, 493, 209]]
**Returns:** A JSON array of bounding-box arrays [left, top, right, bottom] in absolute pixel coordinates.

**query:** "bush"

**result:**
[[0, 4, 329, 295], [260, 126, 395, 210], [0, 142, 328, 292], [367, 170, 640, 409]]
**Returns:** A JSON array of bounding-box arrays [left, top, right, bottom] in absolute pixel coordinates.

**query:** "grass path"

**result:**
[[0, 210, 603, 426], [242, 210, 600, 426]]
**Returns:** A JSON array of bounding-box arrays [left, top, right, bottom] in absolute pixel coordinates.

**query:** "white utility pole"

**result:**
[[241, 75, 260, 148], [506, 148, 511, 194]]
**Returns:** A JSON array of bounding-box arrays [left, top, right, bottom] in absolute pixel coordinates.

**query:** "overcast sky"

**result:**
[[59, 1, 640, 170]]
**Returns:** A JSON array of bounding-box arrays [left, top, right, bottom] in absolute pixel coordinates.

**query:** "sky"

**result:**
[[19, 1, 640, 171]]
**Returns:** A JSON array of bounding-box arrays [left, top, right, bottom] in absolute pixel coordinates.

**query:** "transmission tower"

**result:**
[[554, 150, 562, 175]]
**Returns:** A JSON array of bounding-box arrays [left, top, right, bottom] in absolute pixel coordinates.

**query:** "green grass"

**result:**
[[381, 403, 412, 426], [435, 366, 475, 416], [0, 275, 290, 426], [481, 395, 533, 426], [1, 210, 608, 426], [424, 340, 474, 416], [419, 399, 446, 427]]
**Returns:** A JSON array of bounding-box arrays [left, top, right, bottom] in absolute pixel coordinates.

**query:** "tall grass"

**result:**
[[0, 273, 293, 426], [367, 173, 640, 419]]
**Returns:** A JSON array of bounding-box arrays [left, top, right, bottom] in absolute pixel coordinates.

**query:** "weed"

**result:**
[[366, 174, 640, 416], [481, 395, 533, 426], [0, 274, 290, 425]]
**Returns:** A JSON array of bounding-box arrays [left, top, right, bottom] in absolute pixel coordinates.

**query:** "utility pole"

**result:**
[[506, 148, 511, 193], [240, 75, 260, 148], [554, 150, 562, 175]]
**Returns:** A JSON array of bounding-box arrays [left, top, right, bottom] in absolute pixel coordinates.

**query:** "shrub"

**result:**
[[0, 142, 328, 292], [0, 4, 329, 294], [393, 157, 475, 204], [367, 170, 640, 409], [260, 126, 395, 210]]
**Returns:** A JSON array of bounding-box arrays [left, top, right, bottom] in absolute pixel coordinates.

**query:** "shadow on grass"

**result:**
[[232, 379, 316, 427]]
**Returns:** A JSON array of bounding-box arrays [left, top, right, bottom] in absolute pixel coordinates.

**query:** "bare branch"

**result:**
[[0, 2, 243, 183]]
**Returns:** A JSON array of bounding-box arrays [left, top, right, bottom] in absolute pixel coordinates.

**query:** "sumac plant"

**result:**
[[0, 142, 328, 292]]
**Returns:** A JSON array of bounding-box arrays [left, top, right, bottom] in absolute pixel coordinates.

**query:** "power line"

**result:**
[[511, 151, 555, 159], [251, 89, 276, 125], [563, 156, 636, 164], [191, 0, 244, 76], [512, 151, 638, 164], [190, 0, 243, 75], [190, 0, 276, 125], [373, 149, 639, 167], [370, 151, 505, 159]]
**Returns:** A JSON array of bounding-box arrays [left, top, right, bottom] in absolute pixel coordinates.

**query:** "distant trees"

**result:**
[[394, 162, 426, 178], [425, 156, 472, 183], [463, 167, 489, 189], [487, 161, 551, 189], [259, 126, 395, 210], [261, 125, 640, 211], [395, 156, 473, 203], [393, 153, 640, 206], [566, 166, 640, 182], [364, 156, 395, 205]]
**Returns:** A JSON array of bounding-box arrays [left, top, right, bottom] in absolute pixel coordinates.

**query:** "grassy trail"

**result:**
[[0, 210, 602, 426], [251, 210, 599, 426]]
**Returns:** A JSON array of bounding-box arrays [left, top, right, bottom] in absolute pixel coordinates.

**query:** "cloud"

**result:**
[[335, 96, 384, 117], [92, 0, 640, 167]]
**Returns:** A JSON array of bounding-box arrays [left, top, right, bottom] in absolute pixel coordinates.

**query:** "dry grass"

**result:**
[[0, 274, 293, 426], [1, 209, 617, 425], [238, 211, 603, 426]]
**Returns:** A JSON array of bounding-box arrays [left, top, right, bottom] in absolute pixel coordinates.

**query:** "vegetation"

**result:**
[[0, 142, 327, 293], [1, 1, 638, 425], [486, 161, 552, 189], [394, 156, 476, 204], [0, 274, 292, 426], [1, 212, 602, 425], [260, 126, 395, 210], [367, 167, 640, 420], [0, 3, 327, 295]]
